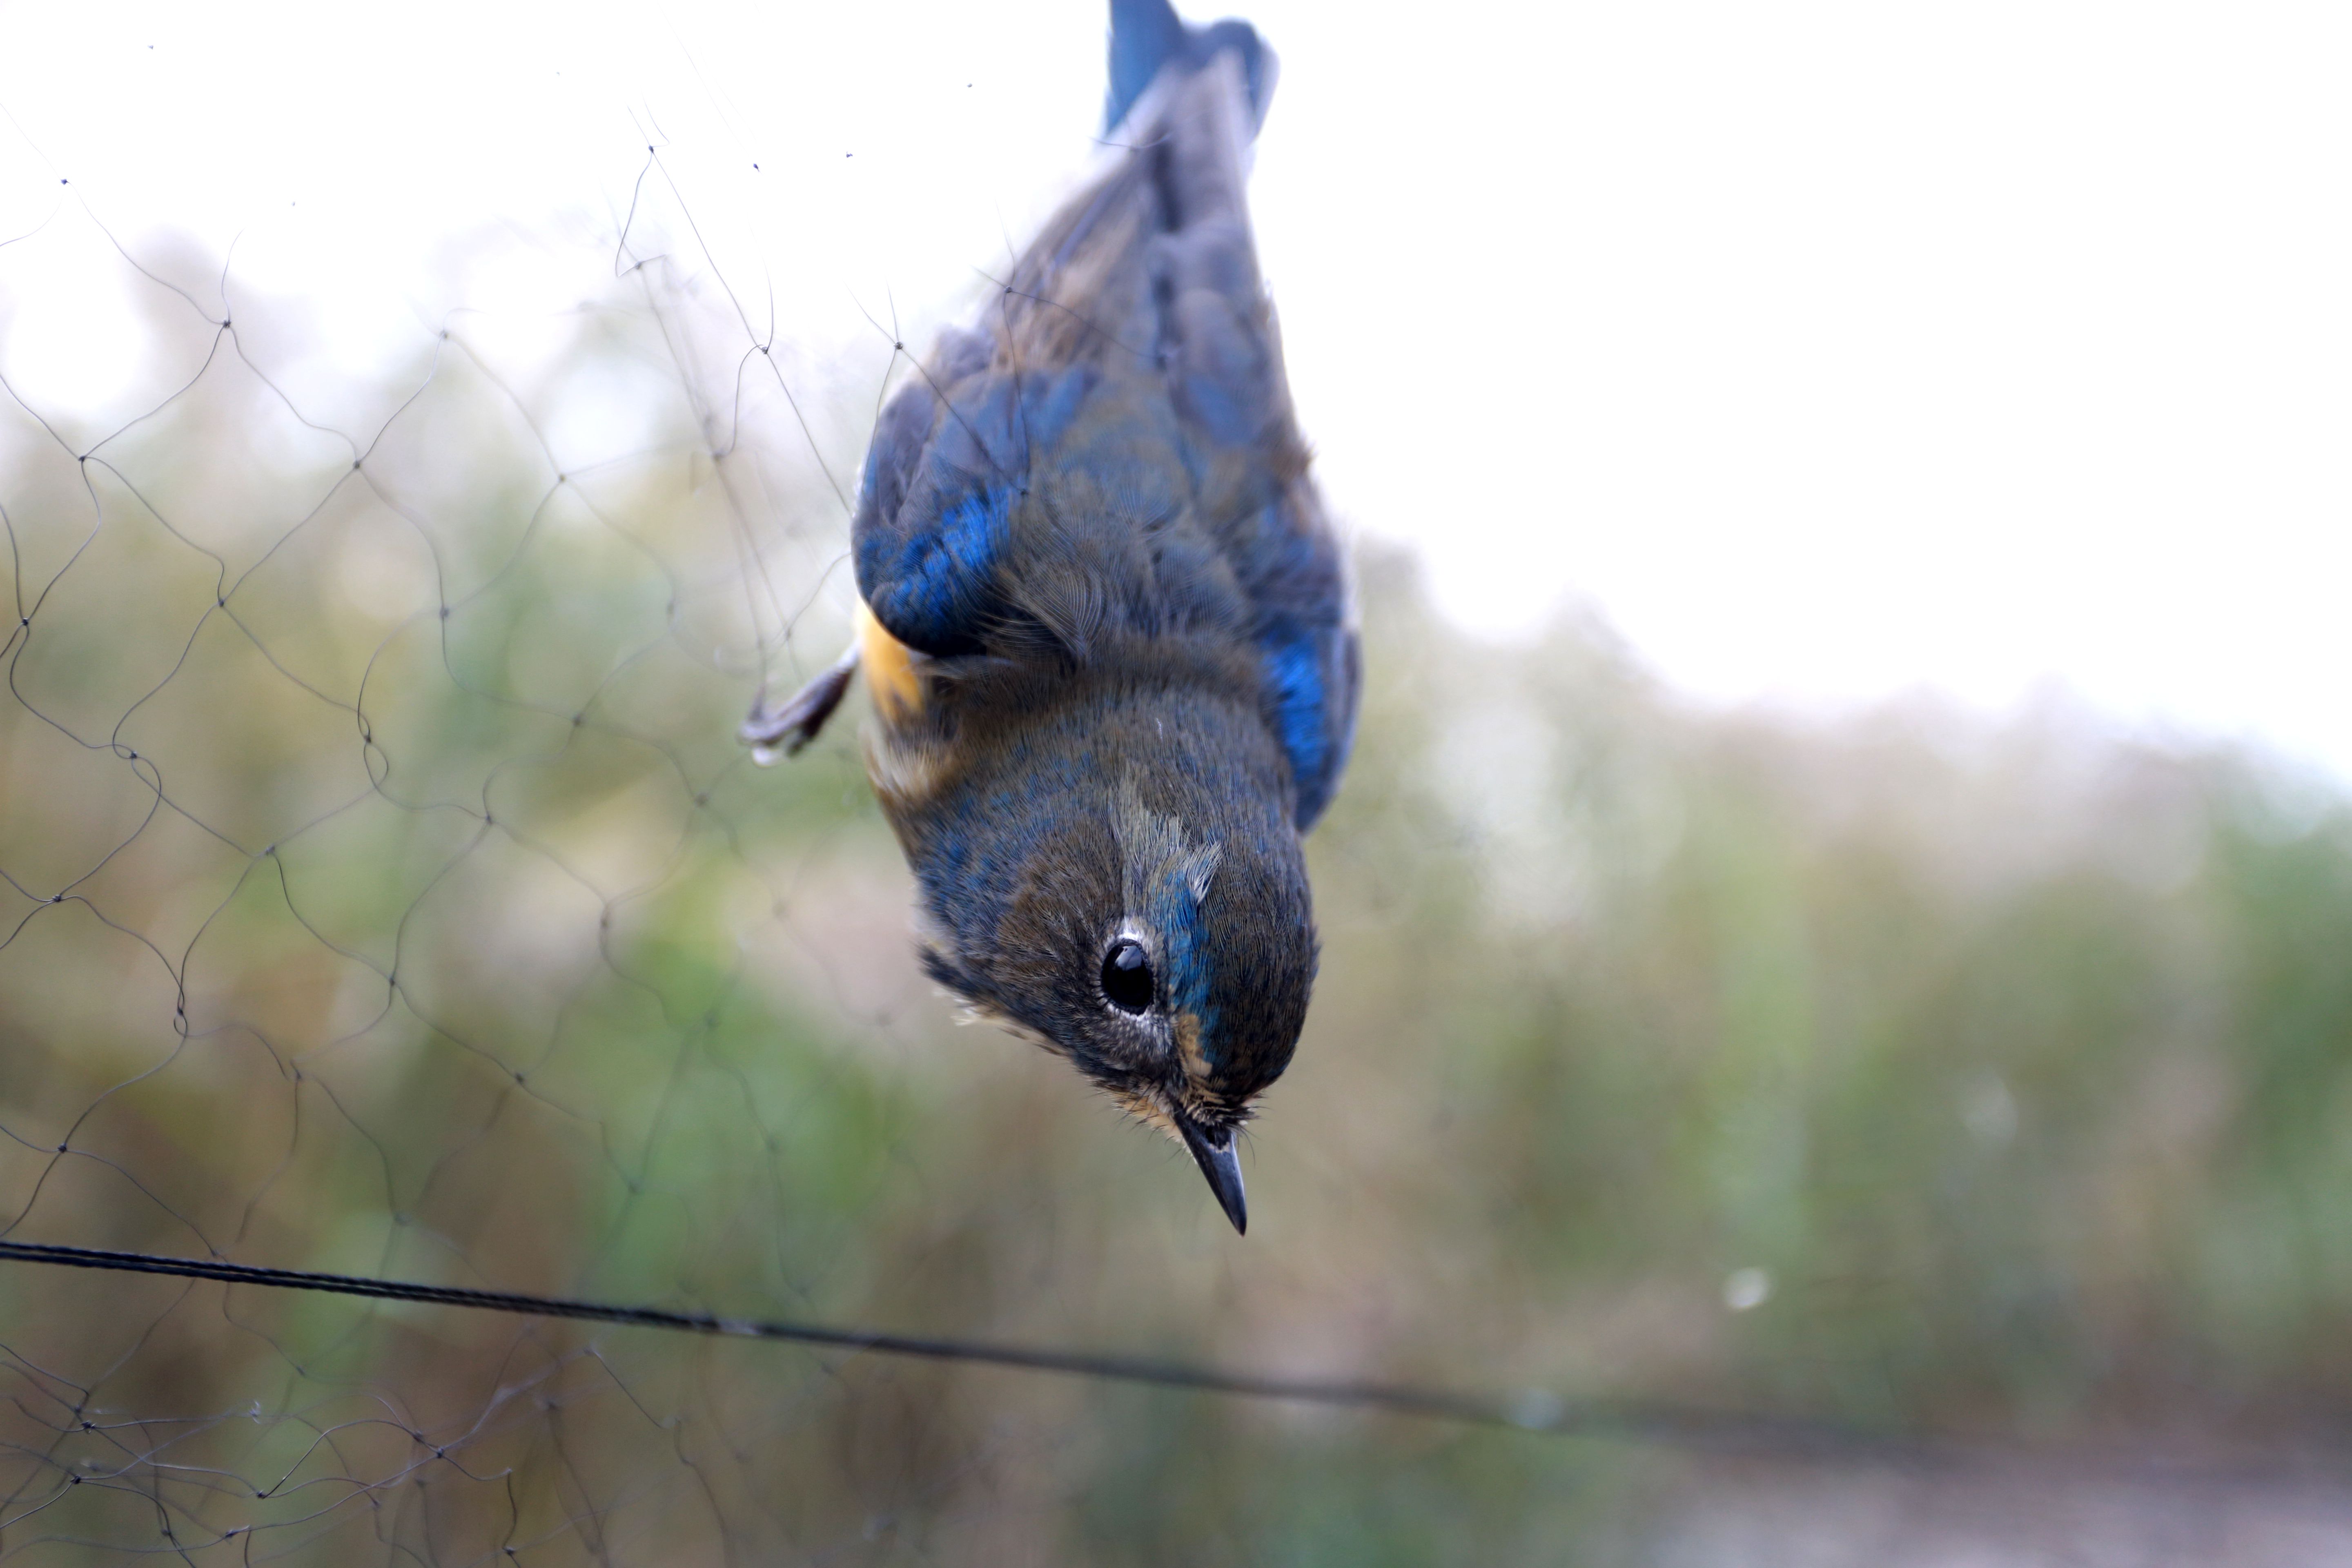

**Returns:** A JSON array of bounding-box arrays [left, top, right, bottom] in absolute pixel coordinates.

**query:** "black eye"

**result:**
[[1100, 938, 1154, 1014]]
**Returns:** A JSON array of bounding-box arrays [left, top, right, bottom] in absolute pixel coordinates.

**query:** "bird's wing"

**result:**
[[851, 2, 1358, 829]]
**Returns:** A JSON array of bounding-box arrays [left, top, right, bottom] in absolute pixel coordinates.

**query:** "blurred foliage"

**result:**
[[1, 226, 2350, 1564]]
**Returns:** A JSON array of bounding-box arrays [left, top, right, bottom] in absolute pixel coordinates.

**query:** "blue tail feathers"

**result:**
[[1105, 0, 1277, 137]]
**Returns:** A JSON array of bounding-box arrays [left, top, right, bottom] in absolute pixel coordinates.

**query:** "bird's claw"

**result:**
[[741, 644, 860, 764]]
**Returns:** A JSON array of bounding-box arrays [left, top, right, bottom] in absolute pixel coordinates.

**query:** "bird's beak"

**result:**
[[1176, 1113, 1247, 1234]]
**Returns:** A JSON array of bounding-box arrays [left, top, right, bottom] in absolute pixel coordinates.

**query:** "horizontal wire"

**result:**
[[0, 1237, 1869, 1454], [0, 1238, 2315, 1487]]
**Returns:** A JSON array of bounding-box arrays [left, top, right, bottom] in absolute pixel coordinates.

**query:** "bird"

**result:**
[[742, 0, 1357, 1235]]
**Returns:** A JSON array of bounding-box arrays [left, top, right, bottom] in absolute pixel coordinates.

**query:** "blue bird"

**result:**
[[743, 0, 1358, 1234]]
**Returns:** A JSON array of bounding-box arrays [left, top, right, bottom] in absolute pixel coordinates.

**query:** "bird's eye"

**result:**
[[1100, 938, 1154, 1014]]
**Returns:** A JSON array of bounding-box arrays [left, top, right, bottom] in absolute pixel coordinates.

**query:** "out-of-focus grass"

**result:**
[[2, 258, 2348, 1563], [1253, 559, 2352, 1457]]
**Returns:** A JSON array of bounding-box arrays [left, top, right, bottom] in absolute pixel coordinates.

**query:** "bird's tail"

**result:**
[[1105, 0, 1277, 138]]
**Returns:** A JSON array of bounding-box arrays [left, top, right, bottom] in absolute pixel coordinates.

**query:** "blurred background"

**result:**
[[2, 0, 2350, 1562]]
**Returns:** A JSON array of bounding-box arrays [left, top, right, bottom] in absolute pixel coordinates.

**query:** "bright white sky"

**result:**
[[4, 0, 2348, 778]]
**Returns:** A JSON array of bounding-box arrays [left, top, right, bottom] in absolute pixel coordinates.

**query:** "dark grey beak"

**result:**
[[1176, 1114, 1247, 1234]]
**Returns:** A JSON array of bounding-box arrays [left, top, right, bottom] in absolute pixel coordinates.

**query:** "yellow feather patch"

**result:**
[[856, 601, 924, 723]]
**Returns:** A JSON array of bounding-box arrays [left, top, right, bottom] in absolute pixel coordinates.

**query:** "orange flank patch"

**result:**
[[856, 601, 924, 723]]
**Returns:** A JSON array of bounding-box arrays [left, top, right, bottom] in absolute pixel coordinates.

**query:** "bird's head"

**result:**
[[920, 771, 1315, 1233]]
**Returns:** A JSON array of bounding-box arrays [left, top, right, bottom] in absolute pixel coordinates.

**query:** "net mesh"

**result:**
[[0, 131, 1143, 1557], [2, 27, 2351, 1568]]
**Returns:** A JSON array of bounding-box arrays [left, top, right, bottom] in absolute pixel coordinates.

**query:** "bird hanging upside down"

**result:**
[[743, 0, 1358, 1235]]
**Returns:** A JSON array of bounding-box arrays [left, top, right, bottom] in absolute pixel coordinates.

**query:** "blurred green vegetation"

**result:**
[[1, 245, 2349, 1563]]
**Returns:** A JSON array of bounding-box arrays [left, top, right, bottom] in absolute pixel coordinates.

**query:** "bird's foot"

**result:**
[[740, 643, 860, 764]]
